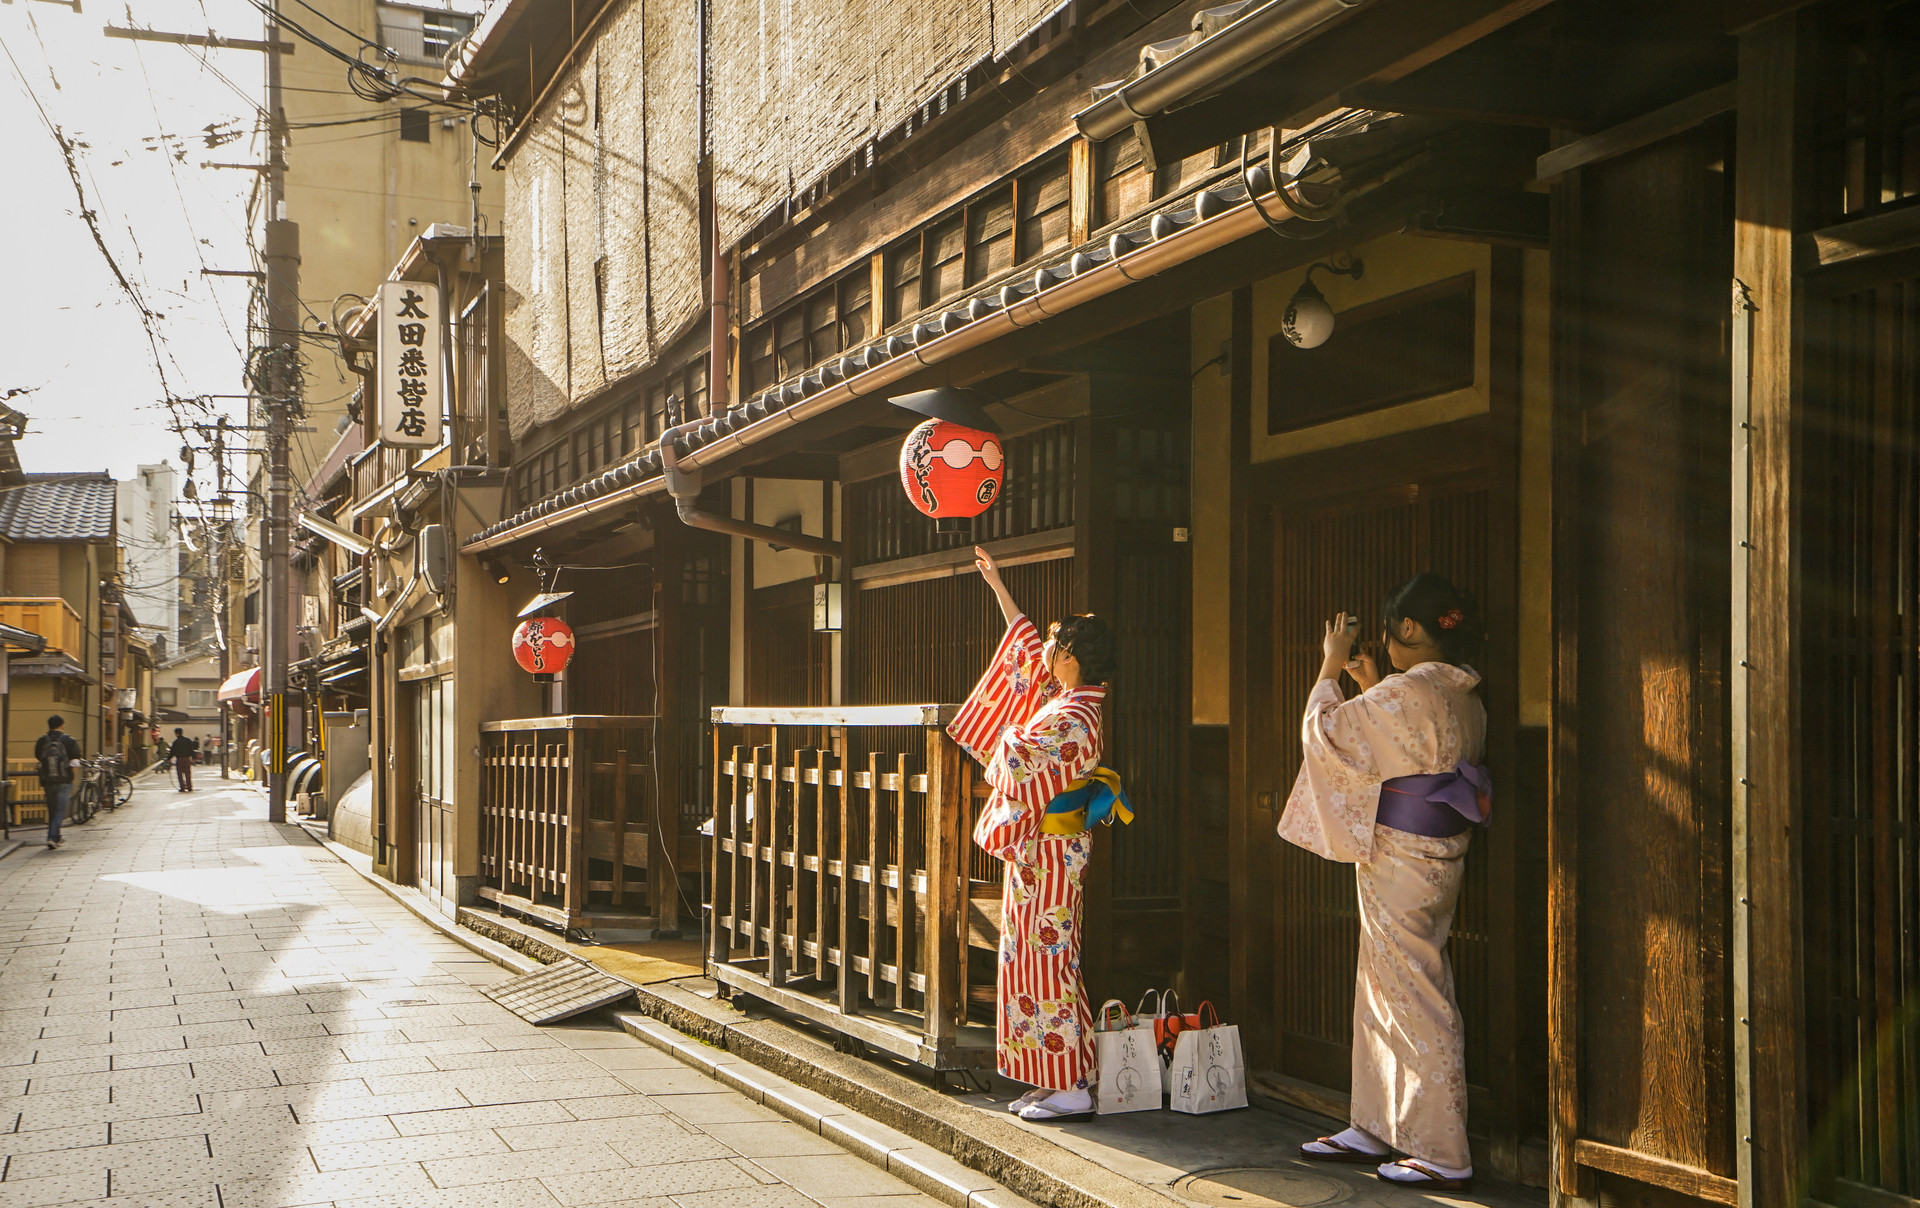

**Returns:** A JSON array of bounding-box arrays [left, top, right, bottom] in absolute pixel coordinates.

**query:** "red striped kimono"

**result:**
[[948, 615, 1106, 1092]]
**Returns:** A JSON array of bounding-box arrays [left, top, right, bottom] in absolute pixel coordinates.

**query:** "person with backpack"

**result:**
[[35, 715, 81, 850], [168, 728, 199, 792]]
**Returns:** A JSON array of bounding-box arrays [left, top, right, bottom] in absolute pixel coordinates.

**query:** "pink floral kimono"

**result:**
[[948, 615, 1105, 1092], [1278, 660, 1487, 1170]]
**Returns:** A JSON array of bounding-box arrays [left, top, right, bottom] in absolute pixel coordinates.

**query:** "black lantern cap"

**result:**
[[887, 386, 1002, 433]]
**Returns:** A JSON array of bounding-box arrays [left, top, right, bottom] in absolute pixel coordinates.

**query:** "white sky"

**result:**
[[2, 1, 274, 491]]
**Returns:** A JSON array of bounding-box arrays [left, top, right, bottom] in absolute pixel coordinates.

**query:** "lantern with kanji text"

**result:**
[[512, 616, 576, 682], [898, 418, 1004, 533]]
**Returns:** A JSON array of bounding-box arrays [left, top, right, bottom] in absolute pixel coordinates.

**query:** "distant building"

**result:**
[[116, 462, 178, 658]]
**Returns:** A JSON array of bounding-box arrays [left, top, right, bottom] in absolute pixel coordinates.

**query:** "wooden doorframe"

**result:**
[[1228, 248, 1529, 1168]]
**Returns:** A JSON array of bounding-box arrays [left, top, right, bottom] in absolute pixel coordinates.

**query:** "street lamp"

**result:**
[[1281, 254, 1365, 350]]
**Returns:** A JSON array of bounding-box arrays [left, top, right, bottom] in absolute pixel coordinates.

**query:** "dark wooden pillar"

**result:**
[[1225, 286, 1274, 1065], [1732, 12, 1811, 1205]]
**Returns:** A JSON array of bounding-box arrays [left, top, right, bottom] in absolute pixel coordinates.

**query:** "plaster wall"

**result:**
[[750, 479, 833, 590], [280, 0, 502, 478]]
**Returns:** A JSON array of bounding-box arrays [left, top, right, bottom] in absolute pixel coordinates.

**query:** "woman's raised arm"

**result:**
[[975, 546, 1021, 626]]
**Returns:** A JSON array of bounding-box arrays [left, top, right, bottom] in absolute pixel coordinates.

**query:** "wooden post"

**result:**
[[749, 742, 771, 968], [564, 728, 588, 923], [1733, 14, 1810, 1206], [815, 747, 830, 982], [894, 752, 914, 1012], [612, 743, 630, 909], [1224, 286, 1272, 1065], [867, 751, 883, 1008], [837, 744, 858, 1012], [923, 727, 965, 1044]]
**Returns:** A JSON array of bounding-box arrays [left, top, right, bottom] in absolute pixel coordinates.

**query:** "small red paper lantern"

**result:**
[[898, 418, 1004, 534], [512, 617, 576, 681]]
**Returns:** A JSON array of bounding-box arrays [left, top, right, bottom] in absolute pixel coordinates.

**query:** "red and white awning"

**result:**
[[217, 667, 261, 704]]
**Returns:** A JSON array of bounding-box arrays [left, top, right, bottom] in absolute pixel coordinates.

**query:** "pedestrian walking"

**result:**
[[34, 715, 80, 850], [169, 727, 199, 792], [948, 546, 1126, 1122], [1286, 574, 1489, 1192]]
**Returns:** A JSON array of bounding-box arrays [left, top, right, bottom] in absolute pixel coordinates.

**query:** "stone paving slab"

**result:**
[[0, 782, 1031, 1208]]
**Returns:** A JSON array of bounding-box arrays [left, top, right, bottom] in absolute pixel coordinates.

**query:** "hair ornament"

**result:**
[[1438, 608, 1465, 631]]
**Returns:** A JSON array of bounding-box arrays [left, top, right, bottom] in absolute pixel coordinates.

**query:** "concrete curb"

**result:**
[[617, 981, 1189, 1208], [290, 821, 544, 976], [0, 840, 23, 861], [610, 1009, 1038, 1208]]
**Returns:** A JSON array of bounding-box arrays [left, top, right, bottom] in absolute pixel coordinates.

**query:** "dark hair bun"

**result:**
[[1054, 614, 1119, 684], [1380, 573, 1480, 664]]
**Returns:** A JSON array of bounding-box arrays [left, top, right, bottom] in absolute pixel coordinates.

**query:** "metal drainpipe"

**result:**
[[657, 418, 845, 560]]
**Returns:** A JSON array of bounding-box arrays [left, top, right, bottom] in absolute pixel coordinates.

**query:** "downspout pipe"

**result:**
[[1074, 0, 1366, 143], [659, 418, 845, 561]]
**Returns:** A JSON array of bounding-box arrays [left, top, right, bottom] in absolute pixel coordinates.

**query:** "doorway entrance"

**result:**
[[1267, 474, 1491, 1091]]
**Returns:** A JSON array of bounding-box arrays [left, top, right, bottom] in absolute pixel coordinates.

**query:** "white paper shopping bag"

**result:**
[[1093, 1000, 1162, 1115], [1167, 1002, 1248, 1115]]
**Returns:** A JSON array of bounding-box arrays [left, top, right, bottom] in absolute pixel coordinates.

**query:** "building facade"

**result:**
[[278, 1, 1920, 1205]]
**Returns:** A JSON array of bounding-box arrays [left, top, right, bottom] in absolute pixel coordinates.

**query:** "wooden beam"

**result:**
[[1732, 12, 1810, 1207], [1574, 1141, 1740, 1206], [1140, 0, 1557, 165], [1535, 82, 1737, 182], [1805, 204, 1920, 268], [1344, 55, 1590, 129]]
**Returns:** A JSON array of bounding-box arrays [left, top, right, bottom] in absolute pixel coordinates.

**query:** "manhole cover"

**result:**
[[1175, 1167, 1352, 1208]]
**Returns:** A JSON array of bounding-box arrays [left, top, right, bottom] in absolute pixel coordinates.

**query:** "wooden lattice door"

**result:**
[[1268, 477, 1495, 1096]]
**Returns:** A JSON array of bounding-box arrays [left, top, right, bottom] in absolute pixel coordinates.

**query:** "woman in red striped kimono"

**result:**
[[948, 547, 1120, 1121]]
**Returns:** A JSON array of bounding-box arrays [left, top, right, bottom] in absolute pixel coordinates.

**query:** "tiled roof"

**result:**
[[466, 168, 1267, 548], [0, 473, 117, 543]]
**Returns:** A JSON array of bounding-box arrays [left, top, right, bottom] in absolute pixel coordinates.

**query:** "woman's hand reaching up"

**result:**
[[976, 546, 1020, 624]]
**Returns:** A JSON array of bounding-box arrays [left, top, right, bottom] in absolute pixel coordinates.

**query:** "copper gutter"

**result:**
[[1074, 0, 1366, 143]]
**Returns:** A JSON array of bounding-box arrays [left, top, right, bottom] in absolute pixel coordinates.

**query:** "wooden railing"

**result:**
[[709, 705, 994, 1070], [479, 715, 671, 934], [0, 598, 84, 660]]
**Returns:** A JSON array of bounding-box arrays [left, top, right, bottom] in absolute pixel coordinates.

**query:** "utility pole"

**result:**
[[110, 9, 297, 815], [261, 0, 298, 824]]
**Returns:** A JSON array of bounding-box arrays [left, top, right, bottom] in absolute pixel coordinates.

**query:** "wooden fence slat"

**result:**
[[815, 747, 831, 982], [895, 752, 914, 1014], [868, 750, 883, 1007]]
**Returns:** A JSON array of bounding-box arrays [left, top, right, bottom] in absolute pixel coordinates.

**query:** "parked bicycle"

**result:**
[[71, 758, 133, 822]]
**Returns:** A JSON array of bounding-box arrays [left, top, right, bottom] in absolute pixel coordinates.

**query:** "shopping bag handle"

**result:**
[[1197, 1000, 1221, 1029], [1135, 989, 1164, 1017], [1097, 999, 1134, 1031]]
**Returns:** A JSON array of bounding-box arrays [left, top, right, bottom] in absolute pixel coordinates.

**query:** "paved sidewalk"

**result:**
[[0, 781, 948, 1208]]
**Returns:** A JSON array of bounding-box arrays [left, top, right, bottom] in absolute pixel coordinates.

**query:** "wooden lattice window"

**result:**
[[966, 187, 1015, 284], [925, 216, 966, 308], [1097, 130, 1152, 229], [1017, 157, 1071, 263]]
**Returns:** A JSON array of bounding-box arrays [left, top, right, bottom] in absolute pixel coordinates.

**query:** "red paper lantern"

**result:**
[[512, 617, 576, 681], [898, 418, 1004, 533]]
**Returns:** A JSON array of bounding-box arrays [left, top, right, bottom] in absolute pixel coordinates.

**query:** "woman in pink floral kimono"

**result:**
[[948, 547, 1121, 1122], [1284, 574, 1489, 1193]]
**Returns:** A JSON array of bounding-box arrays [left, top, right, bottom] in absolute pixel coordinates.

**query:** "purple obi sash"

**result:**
[[1375, 762, 1492, 838]]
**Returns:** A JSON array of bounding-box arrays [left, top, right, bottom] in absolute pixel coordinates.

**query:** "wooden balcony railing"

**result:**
[[0, 598, 85, 661], [479, 715, 671, 934], [708, 705, 995, 1071]]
